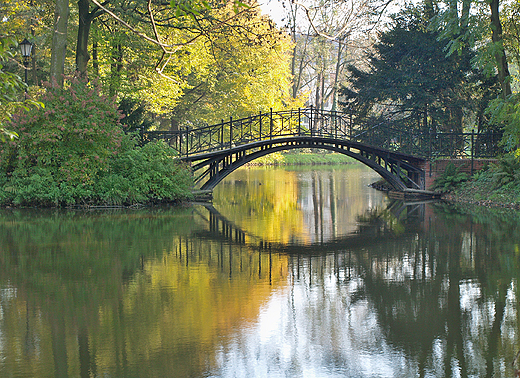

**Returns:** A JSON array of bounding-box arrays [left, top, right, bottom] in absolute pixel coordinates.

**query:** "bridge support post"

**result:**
[[220, 120, 224, 147], [298, 108, 301, 136], [310, 105, 313, 136], [270, 108, 273, 139], [229, 117, 233, 148]]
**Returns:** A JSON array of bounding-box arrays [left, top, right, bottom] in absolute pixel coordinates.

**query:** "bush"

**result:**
[[433, 162, 468, 193], [0, 78, 193, 207], [94, 140, 193, 206], [1, 77, 124, 185], [490, 153, 520, 188]]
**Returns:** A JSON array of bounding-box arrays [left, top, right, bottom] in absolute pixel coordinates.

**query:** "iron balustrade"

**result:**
[[140, 107, 503, 161]]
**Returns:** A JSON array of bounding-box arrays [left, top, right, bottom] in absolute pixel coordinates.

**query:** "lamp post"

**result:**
[[19, 38, 33, 87]]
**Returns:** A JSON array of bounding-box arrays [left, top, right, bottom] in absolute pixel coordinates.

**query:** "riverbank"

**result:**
[[441, 161, 520, 210], [246, 151, 356, 166], [443, 186, 520, 210]]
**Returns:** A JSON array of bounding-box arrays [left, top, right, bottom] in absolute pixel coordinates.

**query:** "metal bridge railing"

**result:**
[[140, 107, 503, 160]]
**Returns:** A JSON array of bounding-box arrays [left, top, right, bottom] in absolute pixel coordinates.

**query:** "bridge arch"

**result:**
[[182, 136, 426, 192]]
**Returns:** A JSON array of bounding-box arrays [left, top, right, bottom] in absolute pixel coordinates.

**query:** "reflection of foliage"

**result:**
[[0, 207, 197, 353], [432, 201, 520, 291], [357, 207, 405, 236], [0, 207, 289, 377], [214, 167, 307, 243], [431, 201, 470, 223], [214, 165, 385, 243], [356, 200, 422, 236], [432, 201, 520, 251], [356, 200, 520, 372]]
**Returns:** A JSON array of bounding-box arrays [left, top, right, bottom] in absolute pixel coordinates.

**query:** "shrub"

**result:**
[[433, 162, 468, 193], [94, 140, 193, 206], [490, 153, 520, 188], [1, 77, 124, 183], [0, 78, 193, 207]]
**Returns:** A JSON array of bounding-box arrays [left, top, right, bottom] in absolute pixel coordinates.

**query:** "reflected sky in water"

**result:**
[[1, 164, 520, 378]]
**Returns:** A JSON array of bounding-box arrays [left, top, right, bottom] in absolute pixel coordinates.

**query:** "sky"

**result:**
[[259, 0, 286, 26]]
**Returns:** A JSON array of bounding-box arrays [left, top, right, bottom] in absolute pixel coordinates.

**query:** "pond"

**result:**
[[1, 164, 520, 377]]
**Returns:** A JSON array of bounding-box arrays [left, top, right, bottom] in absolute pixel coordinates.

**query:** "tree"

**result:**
[[340, 2, 497, 136], [161, 1, 302, 127], [281, 0, 392, 109], [50, 0, 69, 86], [488, 0, 512, 99], [3, 0, 300, 129], [85, 0, 302, 126]]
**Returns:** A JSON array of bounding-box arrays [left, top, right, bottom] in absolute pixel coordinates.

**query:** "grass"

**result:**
[[247, 150, 356, 166]]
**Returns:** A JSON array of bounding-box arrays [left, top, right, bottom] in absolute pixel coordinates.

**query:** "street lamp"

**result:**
[[19, 38, 33, 86]]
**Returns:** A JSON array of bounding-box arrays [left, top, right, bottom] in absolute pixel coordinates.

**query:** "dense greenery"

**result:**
[[0, 78, 192, 207], [0, 1, 304, 207], [0, 35, 42, 141], [2, 0, 302, 127], [432, 162, 468, 193], [340, 2, 498, 137], [2, 0, 520, 207], [451, 155, 520, 207]]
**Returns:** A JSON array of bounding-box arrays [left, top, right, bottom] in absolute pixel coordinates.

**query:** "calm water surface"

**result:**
[[1, 164, 520, 378]]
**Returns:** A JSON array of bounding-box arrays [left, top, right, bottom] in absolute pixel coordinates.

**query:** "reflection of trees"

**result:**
[[270, 202, 520, 378], [0, 208, 287, 378], [2, 201, 520, 377], [214, 165, 387, 244], [0, 208, 195, 378]]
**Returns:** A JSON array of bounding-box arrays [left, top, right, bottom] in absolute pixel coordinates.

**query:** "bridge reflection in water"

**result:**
[[1, 199, 519, 377], [189, 201, 520, 378]]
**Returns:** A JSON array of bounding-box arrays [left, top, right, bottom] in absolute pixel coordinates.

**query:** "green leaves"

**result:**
[[169, 0, 249, 18], [0, 35, 43, 143], [0, 76, 193, 207], [486, 93, 520, 154], [433, 162, 469, 193], [170, 0, 211, 18], [342, 2, 491, 137]]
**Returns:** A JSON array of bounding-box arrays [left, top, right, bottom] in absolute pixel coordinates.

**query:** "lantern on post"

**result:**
[[19, 38, 33, 86]]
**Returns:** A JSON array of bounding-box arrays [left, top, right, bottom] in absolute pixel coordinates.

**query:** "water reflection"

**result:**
[[214, 165, 387, 244], [207, 200, 520, 378], [0, 166, 520, 377]]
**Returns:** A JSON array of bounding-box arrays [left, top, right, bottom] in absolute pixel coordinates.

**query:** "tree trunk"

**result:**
[[92, 20, 99, 76], [330, 40, 344, 111], [92, 40, 99, 76], [460, 0, 471, 31], [109, 42, 123, 96], [50, 0, 70, 87], [489, 0, 512, 98], [293, 33, 311, 99], [315, 71, 323, 109], [76, 0, 93, 77]]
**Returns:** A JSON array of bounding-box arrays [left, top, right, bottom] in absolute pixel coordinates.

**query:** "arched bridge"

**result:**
[[140, 107, 502, 192]]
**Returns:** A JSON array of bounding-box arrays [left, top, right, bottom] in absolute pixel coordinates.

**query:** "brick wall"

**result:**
[[420, 159, 497, 190]]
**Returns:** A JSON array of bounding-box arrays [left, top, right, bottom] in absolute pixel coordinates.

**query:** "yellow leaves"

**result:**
[[107, 237, 289, 373]]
